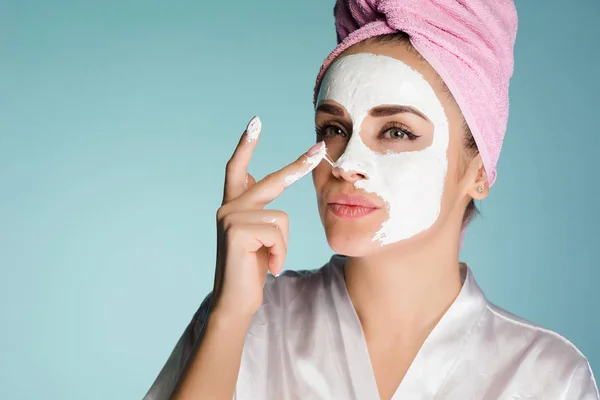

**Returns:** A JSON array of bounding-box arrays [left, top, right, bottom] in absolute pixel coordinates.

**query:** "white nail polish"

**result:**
[[245, 116, 261, 143]]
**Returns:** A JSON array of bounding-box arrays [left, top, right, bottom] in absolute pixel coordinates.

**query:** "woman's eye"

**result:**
[[316, 125, 347, 137], [382, 127, 419, 141]]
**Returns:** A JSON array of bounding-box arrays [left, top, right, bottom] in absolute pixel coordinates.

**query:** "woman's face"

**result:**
[[313, 41, 475, 256]]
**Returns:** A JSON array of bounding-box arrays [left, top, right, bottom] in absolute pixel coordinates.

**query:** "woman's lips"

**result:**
[[327, 193, 380, 219], [328, 204, 378, 219]]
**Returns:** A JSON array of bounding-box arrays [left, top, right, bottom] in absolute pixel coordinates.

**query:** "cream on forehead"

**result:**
[[316, 53, 450, 245], [316, 53, 447, 139]]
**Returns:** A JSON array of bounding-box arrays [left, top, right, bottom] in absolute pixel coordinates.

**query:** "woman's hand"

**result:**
[[169, 117, 326, 400], [211, 116, 327, 319]]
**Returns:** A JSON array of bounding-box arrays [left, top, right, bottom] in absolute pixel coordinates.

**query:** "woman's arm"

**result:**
[[170, 309, 252, 400], [142, 294, 213, 400], [167, 120, 324, 399], [143, 118, 325, 399], [142, 294, 252, 400]]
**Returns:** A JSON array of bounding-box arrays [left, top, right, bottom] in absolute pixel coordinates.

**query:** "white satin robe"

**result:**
[[144, 255, 599, 399]]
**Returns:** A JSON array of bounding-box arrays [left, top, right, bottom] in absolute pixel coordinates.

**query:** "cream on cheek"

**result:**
[[316, 53, 450, 245]]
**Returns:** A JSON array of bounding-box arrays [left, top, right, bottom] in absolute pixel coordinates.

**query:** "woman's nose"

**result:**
[[331, 165, 368, 183]]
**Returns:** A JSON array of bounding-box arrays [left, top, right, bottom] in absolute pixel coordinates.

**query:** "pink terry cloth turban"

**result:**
[[314, 0, 518, 187]]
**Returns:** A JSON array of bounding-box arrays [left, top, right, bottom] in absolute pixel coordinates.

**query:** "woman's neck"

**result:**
[[343, 232, 463, 342]]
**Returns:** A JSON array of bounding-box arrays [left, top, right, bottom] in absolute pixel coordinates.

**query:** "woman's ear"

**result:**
[[464, 154, 489, 200]]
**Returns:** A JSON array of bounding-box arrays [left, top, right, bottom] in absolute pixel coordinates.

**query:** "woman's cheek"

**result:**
[[312, 162, 330, 191]]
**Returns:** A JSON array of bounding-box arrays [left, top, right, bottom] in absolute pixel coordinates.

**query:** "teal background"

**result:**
[[1, 0, 599, 398]]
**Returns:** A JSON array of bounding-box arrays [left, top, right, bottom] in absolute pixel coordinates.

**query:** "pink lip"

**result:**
[[327, 193, 380, 219]]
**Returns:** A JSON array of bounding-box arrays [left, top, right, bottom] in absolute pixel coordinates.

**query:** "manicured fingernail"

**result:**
[[307, 141, 325, 156], [245, 116, 261, 143], [283, 142, 326, 188], [304, 141, 327, 169]]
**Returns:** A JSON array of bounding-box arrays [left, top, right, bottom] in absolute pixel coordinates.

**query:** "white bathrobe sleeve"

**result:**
[[563, 361, 600, 400], [142, 293, 212, 400]]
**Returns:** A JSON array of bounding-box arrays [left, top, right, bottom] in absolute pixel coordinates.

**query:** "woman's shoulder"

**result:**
[[483, 301, 588, 358], [478, 301, 598, 397]]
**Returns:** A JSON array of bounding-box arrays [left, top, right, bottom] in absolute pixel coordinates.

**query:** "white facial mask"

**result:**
[[316, 53, 450, 245]]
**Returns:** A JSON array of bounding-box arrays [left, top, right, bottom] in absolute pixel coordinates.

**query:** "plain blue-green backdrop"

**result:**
[[1, 1, 599, 398]]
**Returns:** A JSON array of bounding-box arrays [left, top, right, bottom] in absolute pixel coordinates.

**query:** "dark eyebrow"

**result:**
[[369, 105, 430, 122], [316, 103, 345, 117]]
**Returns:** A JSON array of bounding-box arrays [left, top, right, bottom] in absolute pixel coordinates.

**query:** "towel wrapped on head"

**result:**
[[314, 0, 518, 187]]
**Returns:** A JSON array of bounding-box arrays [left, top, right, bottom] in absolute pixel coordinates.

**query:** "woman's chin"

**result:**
[[325, 231, 380, 257]]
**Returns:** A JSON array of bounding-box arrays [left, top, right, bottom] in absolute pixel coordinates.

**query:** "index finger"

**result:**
[[239, 141, 327, 209], [223, 116, 262, 203]]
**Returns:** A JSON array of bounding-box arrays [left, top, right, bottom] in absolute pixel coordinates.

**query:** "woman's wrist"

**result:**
[[207, 305, 254, 333]]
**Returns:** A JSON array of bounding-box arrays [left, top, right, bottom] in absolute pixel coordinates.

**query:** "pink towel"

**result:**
[[314, 0, 518, 187]]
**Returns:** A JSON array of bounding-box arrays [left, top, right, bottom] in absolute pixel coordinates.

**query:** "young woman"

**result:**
[[144, 1, 598, 399]]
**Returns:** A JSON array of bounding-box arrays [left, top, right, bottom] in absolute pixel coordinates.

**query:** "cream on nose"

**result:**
[[332, 166, 367, 183], [331, 143, 372, 182]]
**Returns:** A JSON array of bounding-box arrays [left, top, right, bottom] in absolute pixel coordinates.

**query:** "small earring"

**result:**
[[477, 186, 483, 193]]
